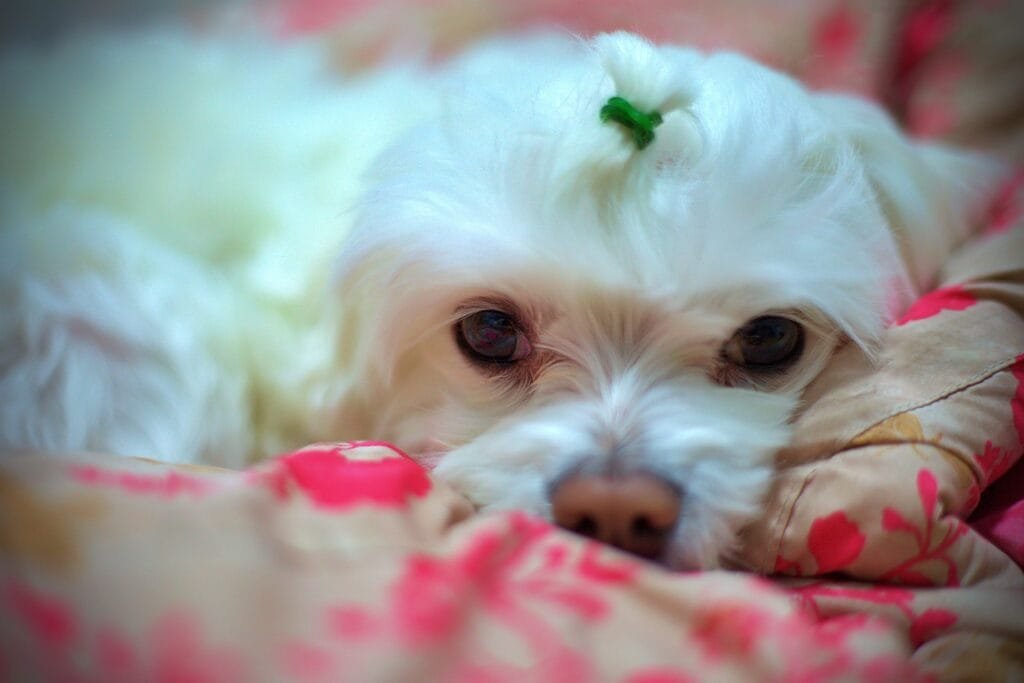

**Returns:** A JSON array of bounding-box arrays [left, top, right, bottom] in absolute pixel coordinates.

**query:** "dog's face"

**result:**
[[326, 33, 995, 568]]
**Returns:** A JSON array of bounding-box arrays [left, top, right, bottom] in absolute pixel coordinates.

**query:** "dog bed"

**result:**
[[2, 1, 1023, 680]]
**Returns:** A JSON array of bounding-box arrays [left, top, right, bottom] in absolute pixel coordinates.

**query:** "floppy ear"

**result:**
[[816, 93, 1007, 294]]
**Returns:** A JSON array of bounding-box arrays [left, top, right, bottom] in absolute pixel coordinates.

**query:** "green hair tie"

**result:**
[[600, 96, 663, 151]]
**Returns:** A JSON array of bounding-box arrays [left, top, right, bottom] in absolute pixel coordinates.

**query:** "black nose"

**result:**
[[549, 470, 681, 560]]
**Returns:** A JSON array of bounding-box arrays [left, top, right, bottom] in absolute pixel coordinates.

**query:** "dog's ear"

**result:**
[[815, 93, 1007, 294]]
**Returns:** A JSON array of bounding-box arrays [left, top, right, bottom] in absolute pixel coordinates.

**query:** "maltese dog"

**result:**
[[0, 31, 1003, 569]]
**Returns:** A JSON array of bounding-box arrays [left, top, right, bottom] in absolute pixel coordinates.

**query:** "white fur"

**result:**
[[0, 29, 1005, 567], [0, 27, 435, 464]]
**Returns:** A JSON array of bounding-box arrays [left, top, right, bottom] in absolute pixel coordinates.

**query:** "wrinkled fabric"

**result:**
[[0, 443, 929, 682]]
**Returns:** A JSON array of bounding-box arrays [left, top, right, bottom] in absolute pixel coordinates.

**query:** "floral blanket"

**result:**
[[0, 447, 957, 682], [1, 221, 1022, 681]]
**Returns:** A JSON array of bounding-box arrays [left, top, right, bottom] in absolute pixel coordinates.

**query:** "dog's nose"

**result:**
[[550, 470, 681, 560]]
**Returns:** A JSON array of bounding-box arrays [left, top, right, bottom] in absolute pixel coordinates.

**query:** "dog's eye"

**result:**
[[456, 310, 532, 364], [725, 316, 803, 370]]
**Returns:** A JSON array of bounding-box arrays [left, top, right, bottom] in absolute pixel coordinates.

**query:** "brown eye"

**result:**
[[725, 316, 803, 370], [456, 310, 532, 364]]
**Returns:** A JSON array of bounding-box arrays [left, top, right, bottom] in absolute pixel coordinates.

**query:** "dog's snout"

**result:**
[[550, 470, 681, 560]]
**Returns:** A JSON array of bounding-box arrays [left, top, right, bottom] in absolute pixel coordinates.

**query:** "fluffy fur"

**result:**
[[0, 28, 1004, 567]]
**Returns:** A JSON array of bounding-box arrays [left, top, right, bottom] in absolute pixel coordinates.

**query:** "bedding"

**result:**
[[1, 222, 1022, 681], [2, 0, 1023, 680]]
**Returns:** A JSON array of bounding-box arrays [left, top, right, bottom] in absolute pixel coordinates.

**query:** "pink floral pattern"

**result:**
[[1012, 355, 1024, 445], [807, 511, 867, 574], [878, 470, 968, 587], [68, 464, 217, 498], [4, 580, 77, 651], [257, 441, 432, 510], [0, 445, 946, 682], [984, 169, 1024, 235], [792, 583, 959, 647], [894, 283, 977, 326], [2, 581, 247, 682], [311, 512, 637, 680]]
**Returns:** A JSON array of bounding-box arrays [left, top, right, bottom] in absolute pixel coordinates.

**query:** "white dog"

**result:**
[[0, 29, 1003, 568]]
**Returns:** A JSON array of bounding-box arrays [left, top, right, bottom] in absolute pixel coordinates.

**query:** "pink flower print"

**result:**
[[388, 512, 564, 645], [2, 583, 245, 682], [894, 283, 976, 326], [691, 602, 776, 660], [904, 55, 967, 138], [773, 554, 802, 576], [390, 513, 597, 679], [4, 580, 76, 651], [973, 440, 1016, 489], [325, 512, 646, 681], [813, 6, 861, 67], [689, 589, 919, 681], [879, 469, 967, 586], [1011, 355, 1024, 446], [792, 583, 958, 647], [146, 611, 247, 683], [898, 0, 955, 75], [985, 169, 1024, 235], [575, 540, 640, 584], [326, 605, 380, 640], [2, 580, 82, 681], [808, 511, 867, 574], [907, 608, 959, 647], [392, 552, 471, 646], [792, 583, 916, 617], [68, 464, 216, 498], [262, 442, 432, 510], [890, 0, 956, 123], [96, 628, 138, 680]]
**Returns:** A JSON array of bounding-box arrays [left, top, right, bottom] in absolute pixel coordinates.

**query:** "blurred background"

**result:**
[[2, 0, 1022, 161]]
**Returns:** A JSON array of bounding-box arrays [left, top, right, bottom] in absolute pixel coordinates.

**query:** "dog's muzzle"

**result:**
[[549, 469, 681, 560]]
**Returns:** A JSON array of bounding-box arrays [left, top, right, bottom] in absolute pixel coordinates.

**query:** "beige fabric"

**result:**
[[736, 227, 1024, 679], [0, 446, 927, 681]]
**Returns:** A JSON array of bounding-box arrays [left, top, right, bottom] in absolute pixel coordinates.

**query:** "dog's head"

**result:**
[[325, 33, 999, 568]]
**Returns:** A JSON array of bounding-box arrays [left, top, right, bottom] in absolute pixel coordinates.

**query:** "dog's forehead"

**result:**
[[458, 188, 846, 320], [400, 57, 863, 274], [346, 37, 894, 350], [533, 285, 743, 359]]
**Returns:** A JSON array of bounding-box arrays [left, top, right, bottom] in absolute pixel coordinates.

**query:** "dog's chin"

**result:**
[[426, 380, 794, 570]]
